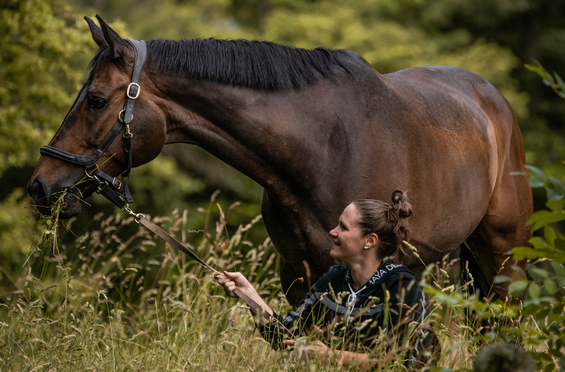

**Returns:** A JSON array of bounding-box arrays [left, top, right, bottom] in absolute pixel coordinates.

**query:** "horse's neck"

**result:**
[[159, 77, 321, 198]]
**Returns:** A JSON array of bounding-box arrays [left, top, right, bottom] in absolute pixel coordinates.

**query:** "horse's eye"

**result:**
[[89, 96, 107, 111]]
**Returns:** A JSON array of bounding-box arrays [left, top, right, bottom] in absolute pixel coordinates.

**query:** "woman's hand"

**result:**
[[284, 339, 329, 361], [214, 271, 254, 298], [214, 271, 274, 318], [284, 338, 371, 370]]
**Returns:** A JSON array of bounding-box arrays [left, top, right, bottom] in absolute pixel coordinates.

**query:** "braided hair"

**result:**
[[353, 190, 413, 263]]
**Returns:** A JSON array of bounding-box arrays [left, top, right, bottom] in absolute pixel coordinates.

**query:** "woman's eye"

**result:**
[[89, 97, 107, 110]]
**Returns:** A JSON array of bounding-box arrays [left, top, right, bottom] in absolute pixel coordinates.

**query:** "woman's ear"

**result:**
[[366, 233, 379, 248]]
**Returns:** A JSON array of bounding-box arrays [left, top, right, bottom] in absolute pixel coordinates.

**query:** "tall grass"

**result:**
[[0, 195, 555, 371], [0, 196, 299, 372]]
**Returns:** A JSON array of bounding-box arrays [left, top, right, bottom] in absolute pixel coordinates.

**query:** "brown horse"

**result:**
[[28, 16, 532, 305]]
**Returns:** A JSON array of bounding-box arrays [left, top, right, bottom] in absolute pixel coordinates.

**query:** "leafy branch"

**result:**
[[525, 60, 565, 99]]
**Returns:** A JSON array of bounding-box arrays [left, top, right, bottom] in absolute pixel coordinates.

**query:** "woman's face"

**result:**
[[329, 203, 367, 264]]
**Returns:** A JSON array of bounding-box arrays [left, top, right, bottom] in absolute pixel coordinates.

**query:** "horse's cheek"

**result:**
[[133, 111, 166, 166]]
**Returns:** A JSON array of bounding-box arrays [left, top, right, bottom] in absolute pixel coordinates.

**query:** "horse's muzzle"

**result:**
[[28, 177, 51, 215], [28, 176, 85, 217]]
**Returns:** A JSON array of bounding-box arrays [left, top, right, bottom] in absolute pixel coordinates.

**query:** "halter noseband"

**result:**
[[39, 39, 147, 209]]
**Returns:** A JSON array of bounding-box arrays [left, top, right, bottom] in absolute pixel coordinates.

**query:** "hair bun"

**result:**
[[391, 190, 413, 219], [353, 193, 412, 264]]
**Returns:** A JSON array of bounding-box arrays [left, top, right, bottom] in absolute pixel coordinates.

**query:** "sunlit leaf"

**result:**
[[545, 225, 557, 246], [555, 72, 565, 91], [550, 261, 565, 279], [527, 210, 565, 231], [515, 246, 565, 263], [521, 305, 536, 317], [512, 264, 527, 279], [528, 266, 549, 280], [548, 176, 565, 201], [528, 236, 551, 248], [525, 165, 547, 188], [494, 275, 511, 283], [544, 279, 558, 295], [546, 200, 564, 212], [509, 280, 528, 296], [556, 239, 565, 253]]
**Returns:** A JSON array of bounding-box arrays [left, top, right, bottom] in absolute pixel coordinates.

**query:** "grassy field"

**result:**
[[0, 199, 560, 372]]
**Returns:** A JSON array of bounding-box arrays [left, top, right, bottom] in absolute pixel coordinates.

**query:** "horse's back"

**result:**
[[382, 65, 514, 133], [378, 65, 520, 190]]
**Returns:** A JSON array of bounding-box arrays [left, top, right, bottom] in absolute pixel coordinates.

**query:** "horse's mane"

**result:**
[[91, 38, 353, 90]]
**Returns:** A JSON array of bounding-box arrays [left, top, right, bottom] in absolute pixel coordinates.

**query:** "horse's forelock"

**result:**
[[88, 44, 112, 71], [88, 43, 129, 72]]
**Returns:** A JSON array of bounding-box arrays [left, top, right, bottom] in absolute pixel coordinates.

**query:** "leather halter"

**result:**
[[40, 39, 147, 209]]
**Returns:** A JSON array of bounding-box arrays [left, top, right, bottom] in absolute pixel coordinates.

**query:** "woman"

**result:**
[[216, 190, 426, 368]]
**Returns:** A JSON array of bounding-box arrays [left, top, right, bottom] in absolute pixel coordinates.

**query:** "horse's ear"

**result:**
[[95, 15, 129, 59], [85, 17, 105, 48]]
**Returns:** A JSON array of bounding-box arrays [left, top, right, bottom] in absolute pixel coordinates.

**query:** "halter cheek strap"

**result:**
[[39, 39, 147, 209]]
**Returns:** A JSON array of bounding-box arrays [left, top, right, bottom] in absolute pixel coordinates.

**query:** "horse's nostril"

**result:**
[[28, 177, 47, 204]]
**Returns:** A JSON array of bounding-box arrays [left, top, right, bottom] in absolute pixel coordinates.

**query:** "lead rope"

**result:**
[[123, 206, 293, 335], [346, 283, 366, 326]]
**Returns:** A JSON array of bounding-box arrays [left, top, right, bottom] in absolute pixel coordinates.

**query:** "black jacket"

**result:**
[[260, 260, 424, 351]]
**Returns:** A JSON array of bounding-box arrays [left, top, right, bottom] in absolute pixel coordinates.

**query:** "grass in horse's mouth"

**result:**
[[29, 155, 119, 259], [27, 180, 93, 268], [24, 188, 69, 270]]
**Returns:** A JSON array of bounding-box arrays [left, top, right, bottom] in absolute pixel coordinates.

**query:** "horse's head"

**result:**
[[28, 16, 166, 218]]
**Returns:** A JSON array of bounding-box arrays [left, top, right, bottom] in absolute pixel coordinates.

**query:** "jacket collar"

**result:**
[[344, 259, 404, 292]]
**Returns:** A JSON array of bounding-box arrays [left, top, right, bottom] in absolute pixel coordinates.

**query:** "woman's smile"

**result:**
[[329, 203, 366, 263]]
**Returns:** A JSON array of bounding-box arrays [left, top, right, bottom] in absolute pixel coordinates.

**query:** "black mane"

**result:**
[[92, 38, 354, 90]]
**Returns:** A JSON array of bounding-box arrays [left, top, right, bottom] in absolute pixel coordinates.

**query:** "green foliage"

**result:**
[[0, 0, 93, 176], [508, 165, 565, 371], [0, 189, 43, 273], [525, 60, 565, 99], [0, 0, 93, 273]]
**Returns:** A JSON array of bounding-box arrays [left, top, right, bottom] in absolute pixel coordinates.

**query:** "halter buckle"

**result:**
[[112, 177, 122, 189], [127, 83, 141, 99]]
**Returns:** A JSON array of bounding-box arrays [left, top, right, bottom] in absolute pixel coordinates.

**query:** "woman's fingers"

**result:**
[[214, 271, 252, 298], [223, 271, 242, 282], [214, 271, 236, 297]]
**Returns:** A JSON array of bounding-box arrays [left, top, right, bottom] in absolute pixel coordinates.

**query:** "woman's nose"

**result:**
[[329, 228, 337, 237]]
